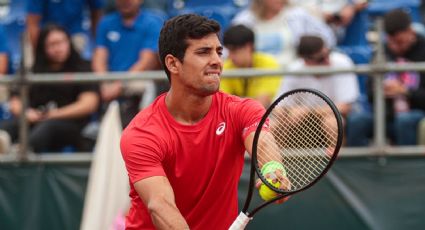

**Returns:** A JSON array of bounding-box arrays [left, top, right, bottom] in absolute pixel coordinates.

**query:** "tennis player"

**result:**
[[120, 14, 287, 229]]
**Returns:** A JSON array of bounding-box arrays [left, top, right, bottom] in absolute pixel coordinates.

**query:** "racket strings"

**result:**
[[271, 103, 336, 152], [256, 92, 339, 192], [269, 117, 328, 177], [291, 95, 339, 143]]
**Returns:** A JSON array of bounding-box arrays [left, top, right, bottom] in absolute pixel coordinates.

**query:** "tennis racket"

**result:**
[[229, 88, 343, 229]]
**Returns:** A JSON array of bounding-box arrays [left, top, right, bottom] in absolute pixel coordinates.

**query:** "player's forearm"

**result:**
[[147, 198, 189, 230]]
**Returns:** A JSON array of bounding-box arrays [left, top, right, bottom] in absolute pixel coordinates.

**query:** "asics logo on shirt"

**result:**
[[216, 122, 226, 135], [107, 31, 120, 42]]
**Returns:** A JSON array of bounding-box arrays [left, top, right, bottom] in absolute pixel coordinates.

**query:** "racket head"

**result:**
[[252, 88, 343, 194]]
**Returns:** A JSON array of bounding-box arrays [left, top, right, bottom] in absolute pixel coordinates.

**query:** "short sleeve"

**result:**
[[95, 17, 109, 48], [140, 15, 163, 52], [120, 126, 167, 184], [233, 98, 266, 140], [0, 26, 8, 53]]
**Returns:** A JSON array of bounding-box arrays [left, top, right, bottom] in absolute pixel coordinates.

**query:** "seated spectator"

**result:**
[[292, 0, 368, 44], [92, 0, 163, 128], [231, 0, 336, 67], [276, 35, 359, 118], [0, 25, 10, 153], [0, 25, 8, 76], [0, 24, 99, 153], [26, 0, 103, 54], [221, 25, 281, 107], [346, 9, 425, 146]]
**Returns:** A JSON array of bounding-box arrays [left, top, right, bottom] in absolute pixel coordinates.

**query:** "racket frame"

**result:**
[[243, 88, 344, 217]]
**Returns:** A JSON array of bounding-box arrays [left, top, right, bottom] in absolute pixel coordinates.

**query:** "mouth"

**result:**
[[206, 73, 221, 78]]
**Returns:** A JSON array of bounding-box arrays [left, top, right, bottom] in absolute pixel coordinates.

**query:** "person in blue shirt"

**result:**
[[26, 0, 103, 53], [0, 25, 9, 75], [92, 0, 163, 127]]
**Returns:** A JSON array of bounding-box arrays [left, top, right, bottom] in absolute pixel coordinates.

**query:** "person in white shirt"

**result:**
[[276, 35, 359, 117], [290, 0, 368, 43], [231, 0, 336, 68]]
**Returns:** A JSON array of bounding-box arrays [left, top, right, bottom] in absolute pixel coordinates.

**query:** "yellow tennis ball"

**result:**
[[259, 178, 281, 201]]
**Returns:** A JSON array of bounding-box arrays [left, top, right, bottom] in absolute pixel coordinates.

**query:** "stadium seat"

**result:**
[[1, 18, 25, 74], [340, 10, 369, 47], [167, 0, 249, 9], [367, 0, 422, 23], [338, 45, 373, 112], [0, 0, 26, 74], [168, 4, 240, 35]]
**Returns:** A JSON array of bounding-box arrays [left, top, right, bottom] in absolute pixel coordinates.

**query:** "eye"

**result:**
[[196, 50, 209, 55]]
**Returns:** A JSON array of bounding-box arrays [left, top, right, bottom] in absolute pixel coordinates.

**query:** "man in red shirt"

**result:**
[[120, 14, 286, 229]]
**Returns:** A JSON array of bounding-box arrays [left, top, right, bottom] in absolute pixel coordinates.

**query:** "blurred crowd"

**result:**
[[0, 0, 424, 154]]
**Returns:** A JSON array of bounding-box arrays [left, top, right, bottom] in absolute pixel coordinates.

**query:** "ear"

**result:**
[[165, 54, 180, 74]]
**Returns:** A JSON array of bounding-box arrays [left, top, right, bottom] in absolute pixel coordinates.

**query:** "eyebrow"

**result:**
[[195, 45, 223, 52]]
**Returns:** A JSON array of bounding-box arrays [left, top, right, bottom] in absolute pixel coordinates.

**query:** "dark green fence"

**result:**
[[1, 156, 425, 230]]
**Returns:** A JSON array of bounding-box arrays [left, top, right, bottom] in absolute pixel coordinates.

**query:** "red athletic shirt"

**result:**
[[120, 92, 265, 229]]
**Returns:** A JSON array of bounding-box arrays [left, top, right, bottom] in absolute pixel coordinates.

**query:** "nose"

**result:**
[[210, 51, 223, 67]]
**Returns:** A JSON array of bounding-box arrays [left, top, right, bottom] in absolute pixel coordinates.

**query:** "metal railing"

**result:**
[[1, 18, 425, 163]]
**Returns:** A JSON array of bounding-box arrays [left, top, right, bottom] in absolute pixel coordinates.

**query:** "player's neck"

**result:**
[[165, 89, 213, 125]]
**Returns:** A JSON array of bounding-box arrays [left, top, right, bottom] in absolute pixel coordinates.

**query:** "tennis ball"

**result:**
[[261, 161, 287, 177], [259, 178, 281, 201]]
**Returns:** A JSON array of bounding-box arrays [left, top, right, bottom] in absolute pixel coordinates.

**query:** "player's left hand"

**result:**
[[255, 171, 291, 204]]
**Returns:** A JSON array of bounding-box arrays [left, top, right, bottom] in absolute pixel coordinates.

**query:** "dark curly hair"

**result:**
[[158, 14, 221, 82]]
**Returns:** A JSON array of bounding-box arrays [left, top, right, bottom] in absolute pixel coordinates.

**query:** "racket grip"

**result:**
[[228, 212, 251, 230]]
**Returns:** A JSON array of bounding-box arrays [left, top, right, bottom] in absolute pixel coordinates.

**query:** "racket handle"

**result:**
[[228, 212, 251, 230]]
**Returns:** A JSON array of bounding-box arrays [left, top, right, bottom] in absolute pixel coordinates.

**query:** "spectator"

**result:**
[[231, 0, 336, 67], [0, 25, 8, 76], [104, 0, 168, 13], [92, 0, 163, 128], [346, 9, 425, 146], [221, 25, 281, 107], [0, 25, 11, 152], [26, 0, 103, 53], [0, 24, 99, 153], [276, 35, 359, 118], [291, 0, 368, 44]]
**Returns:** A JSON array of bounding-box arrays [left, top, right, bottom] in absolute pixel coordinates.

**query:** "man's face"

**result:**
[[116, 0, 141, 18], [174, 33, 223, 96], [303, 47, 330, 66], [387, 28, 416, 56], [226, 43, 253, 68]]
